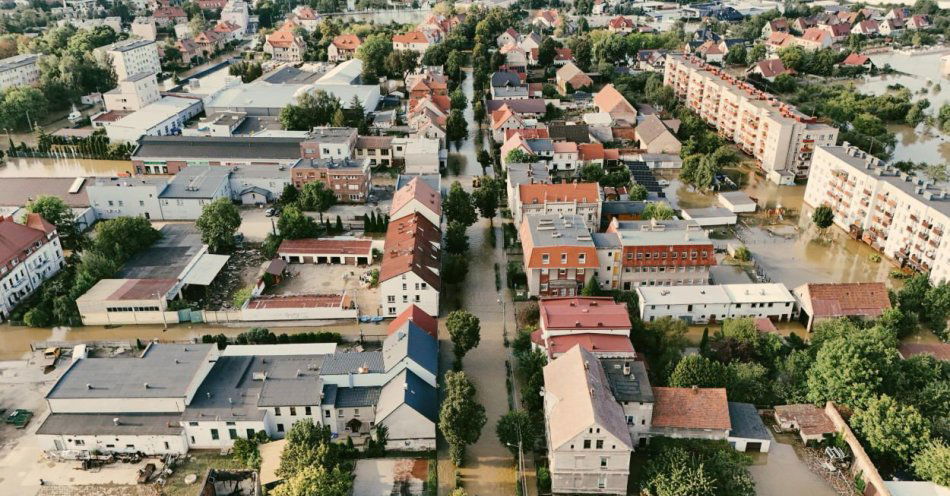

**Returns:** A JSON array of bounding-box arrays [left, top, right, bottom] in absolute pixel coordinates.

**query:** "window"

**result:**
[[578, 253, 586, 263], [338, 410, 344, 418], [229, 429, 237, 440], [600, 456, 608, 468], [598, 475, 607, 489], [274, 407, 281, 416], [189, 421, 199, 426], [277, 424, 284, 433], [325, 410, 331, 418], [211, 429, 219, 440], [289, 407, 296, 416], [247, 429, 255, 438], [542, 254, 550, 264], [354, 409, 360, 417], [596, 440, 604, 449], [305, 406, 312, 416], [561, 253, 567, 263], [583, 439, 591, 449]]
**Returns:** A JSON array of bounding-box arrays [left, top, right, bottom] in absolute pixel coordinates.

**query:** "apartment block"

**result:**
[[664, 54, 838, 182], [0, 54, 40, 91], [803, 145, 950, 284], [513, 182, 603, 230], [520, 214, 599, 297], [290, 158, 371, 203], [0, 214, 65, 322], [100, 39, 161, 81], [592, 218, 715, 290]]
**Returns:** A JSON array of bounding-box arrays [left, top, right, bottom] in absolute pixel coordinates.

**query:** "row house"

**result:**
[[514, 182, 603, 230], [593, 84, 637, 125], [803, 145, 950, 285], [379, 212, 441, 317], [213, 21, 243, 43], [593, 218, 716, 291], [0, 214, 64, 322], [490, 105, 528, 142], [664, 54, 838, 182]]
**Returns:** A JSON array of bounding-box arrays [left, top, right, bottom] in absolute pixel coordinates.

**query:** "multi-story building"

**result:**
[[290, 158, 371, 203], [100, 39, 161, 81], [803, 145, 950, 284], [543, 346, 633, 495], [664, 54, 838, 183], [104, 72, 161, 111], [379, 213, 441, 317], [299, 127, 358, 160], [328, 34, 362, 62], [265, 22, 305, 62], [131, 17, 158, 41], [0, 54, 40, 91], [131, 135, 307, 175], [533, 297, 635, 359], [513, 182, 602, 230], [0, 214, 64, 322], [220, 0, 250, 33], [636, 283, 797, 324], [519, 214, 599, 297], [593, 218, 716, 290], [389, 177, 441, 227]]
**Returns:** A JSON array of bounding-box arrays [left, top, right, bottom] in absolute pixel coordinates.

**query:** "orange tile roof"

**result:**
[[898, 343, 950, 361], [0, 214, 55, 271], [841, 53, 870, 66], [393, 31, 428, 44], [332, 34, 362, 50], [519, 182, 598, 206], [387, 304, 438, 339], [774, 404, 835, 436], [380, 213, 441, 289], [593, 84, 634, 115], [505, 128, 549, 140], [491, 106, 518, 130], [652, 387, 731, 430], [552, 141, 578, 153], [577, 143, 605, 160], [540, 296, 631, 330], [390, 176, 442, 218], [799, 282, 891, 319], [245, 293, 350, 309]]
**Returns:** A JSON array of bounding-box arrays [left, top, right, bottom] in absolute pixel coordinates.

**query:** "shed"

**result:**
[[727, 402, 772, 453], [774, 404, 835, 444], [239, 186, 274, 205], [718, 191, 757, 213], [681, 207, 738, 227]]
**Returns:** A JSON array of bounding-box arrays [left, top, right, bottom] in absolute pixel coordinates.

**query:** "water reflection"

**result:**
[[0, 157, 132, 178]]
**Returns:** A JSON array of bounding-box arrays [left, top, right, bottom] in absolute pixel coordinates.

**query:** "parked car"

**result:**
[[265, 208, 276, 217]]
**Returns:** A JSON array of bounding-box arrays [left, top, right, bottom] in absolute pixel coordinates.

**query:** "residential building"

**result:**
[[221, 0, 250, 33], [152, 5, 187, 26], [594, 218, 715, 290], [0, 214, 64, 322], [265, 22, 305, 62], [802, 145, 950, 284], [354, 136, 394, 167], [490, 70, 528, 100], [636, 283, 797, 324], [104, 72, 161, 112], [519, 214, 598, 297], [0, 54, 41, 91], [607, 15, 635, 34], [542, 346, 633, 495], [650, 387, 731, 440], [100, 39, 161, 81], [496, 27, 519, 47], [379, 213, 441, 317], [634, 114, 681, 155], [593, 84, 637, 124], [532, 297, 634, 359], [131, 17, 157, 41], [793, 282, 891, 331], [514, 182, 602, 230], [748, 58, 794, 82], [392, 31, 430, 54], [556, 62, 593, 95], [291, 158, 371, 203], [531, 9, 561, 30], [664, 55, 838, 182], [392, 137, 442, 174], [291, 6, 320, 31], [387, 304, 438, 340], [158, 165, 233, 219], [87, 176, 167, 220], [389, 176, 441, 227], [328, 34, 362, 62]]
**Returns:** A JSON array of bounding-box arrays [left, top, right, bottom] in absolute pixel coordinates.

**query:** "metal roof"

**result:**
[[37, 413, 184, 436], [728, 402, 772, 441], [181, 254, 231, 286], [133, 135, 306, 160], [160, 165, 231, 199], [319, 351, 384, 375]]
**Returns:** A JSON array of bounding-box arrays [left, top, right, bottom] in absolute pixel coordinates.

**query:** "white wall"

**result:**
[[380, 272, 439, 317], [241, 304, 358, 322], [184, 419, 268, 449], [378, 406, 436, 451], [38, 432, 188, 456], [48, 397, 187, 414], [87, 183, 164, 220]]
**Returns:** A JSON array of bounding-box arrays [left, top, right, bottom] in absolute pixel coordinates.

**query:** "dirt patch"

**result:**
[[37, 484, 159, 496], [267, 262, 380, 315], [202, 245, 267, 310], [156, 452, 245, 496]]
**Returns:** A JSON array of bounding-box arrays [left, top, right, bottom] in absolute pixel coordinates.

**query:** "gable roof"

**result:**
[[556, 62, 589, 85], [636, 114, 677, 145], [652, 387, 731, 430], [390, 176, 442, 218], [0, 214, 55, 272], [801, 27, 831, 43], [380, 213, 441, 290], [376, 369, 438, 423], [539, 296, 631, 330], [542, 346, 633, 450], [393, 31, 429, 44], [754, 58, 793, 78], [331, 34, 362, 50], [383, 321, 438, 377], [841, 53, 870, 66], [796, 282, 891, 319], [593, 84, 635, 116], [387, 304, 438, 339]]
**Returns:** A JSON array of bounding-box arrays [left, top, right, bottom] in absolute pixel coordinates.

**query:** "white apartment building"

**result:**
[[803, 145, 950, 284], [131, 17, 158, 41], [104, 72, 161, 111], [0, 214, 64, 322], [0, 54, 40, 91], [664, 54, 838, 183], [636, 283, 797, 324], [100, 39, 161, 81], [379, 212, 441, 317], [221, 0, 250, 33]]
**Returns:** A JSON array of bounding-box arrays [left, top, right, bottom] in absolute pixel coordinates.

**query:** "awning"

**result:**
[[181, 254, 230, 286]]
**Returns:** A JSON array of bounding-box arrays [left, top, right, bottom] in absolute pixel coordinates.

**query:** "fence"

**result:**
[[30, 340, 136, 352], [824, 402, 890, 496]]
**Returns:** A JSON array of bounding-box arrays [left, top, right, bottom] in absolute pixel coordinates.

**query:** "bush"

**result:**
[[537, 466, 551, 492], [232, 286, 253, 308], [517, 301, 539, 327]]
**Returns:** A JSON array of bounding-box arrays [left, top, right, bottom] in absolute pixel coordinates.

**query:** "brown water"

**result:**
[[0, 157, 132, 178], [749, 432, 838, 496], [0, 321, 369, 360], [886, 123, 950, 164]]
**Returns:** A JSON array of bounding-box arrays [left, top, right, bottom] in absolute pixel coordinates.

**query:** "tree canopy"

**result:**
[[195, 198, 241, 254], [440, 370, 487, 466]]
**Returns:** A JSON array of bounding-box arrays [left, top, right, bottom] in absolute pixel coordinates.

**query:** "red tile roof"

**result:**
[[277, 238, 372, 256], [387, 304, 438, 339], [841, 53, 870, 66], [799, 282, 891, 319], [108, 279, 177, 301], [505, 128, 549, 140], [390, 176, 442, 218], [898, 343, 950, 361], [393, 31, 428, 44], [153, 5, 186, 18], [519, 182, 599, 206], [774, 404, 835, 436], [332, 34, 362, 50], [539, 296, 631, 330], [537, 331, 635, 358], [652, 387, 731, 430], [380, 213, 441, 290], [0, 214, 56, 272], [755, 58, 793, 78]]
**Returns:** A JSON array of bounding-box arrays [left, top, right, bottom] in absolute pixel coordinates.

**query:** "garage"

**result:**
[[727, 402, 772, 453]]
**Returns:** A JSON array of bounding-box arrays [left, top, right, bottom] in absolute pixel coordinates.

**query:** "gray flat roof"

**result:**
[[262, 66, 324, 84], [47, 344, 213, 400], [592, 232, 621, 249], [118, 224, 203, 279], [335, 386, 381, 408], [506, 162, 550, 186], [319, 351, 384, 375], [0, 177, 91, 208], [37, 413, 184, 436], [160, 165, 231, 199], [0, 53, 38, 72], [133, 135, 305, 160], [611, 219, 712, 246], [728, 402, 772, 441], [105, 38, 155, 53], [525, 214, 594, 248], [601, 359, 653, 403]]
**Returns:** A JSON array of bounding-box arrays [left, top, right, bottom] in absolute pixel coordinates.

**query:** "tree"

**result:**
[[913, 441, 950, 486], [279, 91, 342, 130], [440, 371, 487, 466], [356, 33, 392, 81], [444, 181, 477, 227], [669, 355, 730, 389], [773, 349, 814, 404], [852, 394, 931, 467], [580, 277, 602, 297], [806, 335, 898, 409], [633, 317, 688, 385], [642, 201, 675, 220], [496, 409, 539, 455], [628, 183, 648, 201], [640, 438, 755, 496], [450, 88, 467, 111], [195, 198, 241, 254], [537, 37, 558, 67], [446, 108, 468, 145], [442, 253, 469, 285], [445, 220, 469, 254], [811, 205, 834, 235], [447, 310, 480, 367], [277, 206, 322, 239], [299, 181, 337, 220], [384, 50, 417, 79], [271, 465, 352, 496], [578, 163, 605, 183], [0, 86, 48, 131], [277, 420, 344, 479], [279, 184, 299, 206], [27, 195, 78, 249], [505, 148, 537, 164], [471, 176, 499, 225]]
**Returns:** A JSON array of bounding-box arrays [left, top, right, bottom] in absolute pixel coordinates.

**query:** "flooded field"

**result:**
[[0, 157, 132, 178]]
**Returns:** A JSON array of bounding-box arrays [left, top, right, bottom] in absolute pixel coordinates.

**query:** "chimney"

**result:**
[[691, 385, 699, 393], [143, 383, 149, 389]]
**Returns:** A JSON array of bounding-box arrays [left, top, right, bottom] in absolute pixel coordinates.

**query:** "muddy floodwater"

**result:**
[[749, 433, 838, 496], [0, 157, 132, 178]]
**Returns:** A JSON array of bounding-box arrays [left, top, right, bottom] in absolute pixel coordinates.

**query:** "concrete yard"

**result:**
[[268, 261, 381, 316]]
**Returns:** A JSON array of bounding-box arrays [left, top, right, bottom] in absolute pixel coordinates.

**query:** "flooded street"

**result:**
[[0, 157, 132, 178], [749, 433, 838, 496]]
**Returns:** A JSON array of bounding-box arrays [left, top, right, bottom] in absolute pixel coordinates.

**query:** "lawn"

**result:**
[[158, 451, 247, 496]]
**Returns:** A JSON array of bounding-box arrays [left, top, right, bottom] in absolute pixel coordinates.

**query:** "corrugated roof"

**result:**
[[319, 351, 385, 375], [132, 136, 306, 160], [798, 282, 891, 319]]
